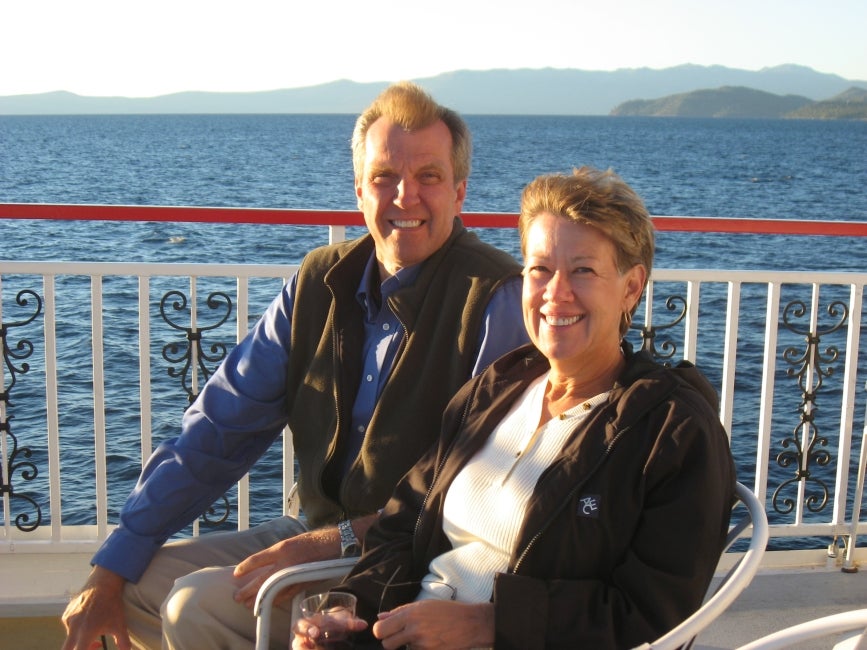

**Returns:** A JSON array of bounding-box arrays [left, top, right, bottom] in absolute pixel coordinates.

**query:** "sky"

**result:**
[[3, 0, 866, 98]]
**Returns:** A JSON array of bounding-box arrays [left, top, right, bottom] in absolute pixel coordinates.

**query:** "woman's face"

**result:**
[[522, 212, 646, 375]]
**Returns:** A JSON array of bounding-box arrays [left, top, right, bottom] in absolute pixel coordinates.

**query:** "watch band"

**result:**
[[338, 519, 361, 557]]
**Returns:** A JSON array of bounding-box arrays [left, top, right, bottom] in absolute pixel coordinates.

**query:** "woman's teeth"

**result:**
[[546, 315, 581, 326]]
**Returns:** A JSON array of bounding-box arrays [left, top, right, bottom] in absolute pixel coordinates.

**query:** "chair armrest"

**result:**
[[254, 557, 359, 650]]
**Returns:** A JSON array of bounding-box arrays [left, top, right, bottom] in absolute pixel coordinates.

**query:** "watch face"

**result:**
[[342, 542, 360, 557]]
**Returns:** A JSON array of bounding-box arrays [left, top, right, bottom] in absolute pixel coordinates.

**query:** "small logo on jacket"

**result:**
[[577, 495, 601, 518]]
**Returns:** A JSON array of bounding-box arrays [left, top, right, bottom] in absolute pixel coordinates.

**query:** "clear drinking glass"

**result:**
[[299, 591, 357, 648]]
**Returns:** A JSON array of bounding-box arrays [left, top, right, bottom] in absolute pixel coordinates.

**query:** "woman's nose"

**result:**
[[543, 270, 573, 301]]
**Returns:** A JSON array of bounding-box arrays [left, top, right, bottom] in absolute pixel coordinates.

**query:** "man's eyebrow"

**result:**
[[416, 160, 447, 172], [365, 162, 394, 176]]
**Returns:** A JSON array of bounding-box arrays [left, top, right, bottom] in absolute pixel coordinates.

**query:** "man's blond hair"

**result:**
[[351, 81, 472, 183]]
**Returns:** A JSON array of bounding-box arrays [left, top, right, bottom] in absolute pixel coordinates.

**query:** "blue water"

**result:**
[[2, 114, 867, 268], [1, 115, 867, 539]]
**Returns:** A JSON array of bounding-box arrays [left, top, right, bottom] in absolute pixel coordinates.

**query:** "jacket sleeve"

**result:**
[[491, 394, 736, 650]]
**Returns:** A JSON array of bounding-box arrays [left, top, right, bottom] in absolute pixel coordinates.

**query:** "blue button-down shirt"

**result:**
[[93, 253, 527, 582]]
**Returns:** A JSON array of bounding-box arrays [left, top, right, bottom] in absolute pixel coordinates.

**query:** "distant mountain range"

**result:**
[[1, 64, 866, 116], [610, 86, 867, 119]]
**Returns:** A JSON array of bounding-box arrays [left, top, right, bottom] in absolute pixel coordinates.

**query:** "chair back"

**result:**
[[633, 481, 770, 650]]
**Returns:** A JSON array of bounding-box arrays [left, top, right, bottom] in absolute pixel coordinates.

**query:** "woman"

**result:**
[[295, 167, 736, 649]]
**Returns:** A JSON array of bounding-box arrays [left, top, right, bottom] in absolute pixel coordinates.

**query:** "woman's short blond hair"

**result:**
[[519, 167, 655, 320], [351, 81, 472, 183]]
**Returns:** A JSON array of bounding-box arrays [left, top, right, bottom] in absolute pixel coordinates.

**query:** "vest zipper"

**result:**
[[412, 380, 481, 539]]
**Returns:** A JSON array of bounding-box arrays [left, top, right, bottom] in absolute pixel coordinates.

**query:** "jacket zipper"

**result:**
[[511, 422, 634, 574]]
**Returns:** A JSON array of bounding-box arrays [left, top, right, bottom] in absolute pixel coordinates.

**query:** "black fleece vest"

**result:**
[[286, 219, 522, 527]]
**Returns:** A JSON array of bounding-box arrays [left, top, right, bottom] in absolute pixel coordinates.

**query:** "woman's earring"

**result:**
[[621, 310, 633, 336]]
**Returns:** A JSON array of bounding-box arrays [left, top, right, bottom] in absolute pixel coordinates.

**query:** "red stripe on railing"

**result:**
[[1, 203, 866, 236]]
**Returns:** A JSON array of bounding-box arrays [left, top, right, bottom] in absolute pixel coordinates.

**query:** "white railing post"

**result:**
[[44, 275, 62, 541], [329, 225, 347, 244], [719, 281, 741, 437], [92, 275, 109, 539], [139, 275, 153, 463], [844, 383, 867, 572], [755, 281, 781, 505], [835, 283, 863, 555]]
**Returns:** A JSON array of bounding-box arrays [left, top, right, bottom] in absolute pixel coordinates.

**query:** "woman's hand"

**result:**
[[373, 600, 495, 650], [291, 612, 368, 649]]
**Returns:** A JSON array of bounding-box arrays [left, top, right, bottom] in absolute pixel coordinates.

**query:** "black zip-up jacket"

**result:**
[[340, 342, 736, 649]]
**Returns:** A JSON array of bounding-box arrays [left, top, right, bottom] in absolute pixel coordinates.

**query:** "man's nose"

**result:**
[[394, 177, 420, 207]]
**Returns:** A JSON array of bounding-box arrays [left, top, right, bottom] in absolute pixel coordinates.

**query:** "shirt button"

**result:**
[[366, 374, 374, 382], [382, 323, 390, 331], [357, 425, 365, 433]]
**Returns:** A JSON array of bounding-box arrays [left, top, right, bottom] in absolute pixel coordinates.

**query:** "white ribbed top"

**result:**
[[416, 372, 609, 604]]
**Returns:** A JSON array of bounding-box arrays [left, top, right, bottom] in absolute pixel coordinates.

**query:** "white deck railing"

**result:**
[[2, 211, 867, 609], [2, 261, 865, 560]]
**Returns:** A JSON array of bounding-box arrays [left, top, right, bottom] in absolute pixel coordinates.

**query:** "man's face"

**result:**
[[356, 117, 467, 278]]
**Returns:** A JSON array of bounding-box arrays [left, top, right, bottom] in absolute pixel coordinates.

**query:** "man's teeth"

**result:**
[[392, 220, 422, 228], [546, 315, 581, 326]]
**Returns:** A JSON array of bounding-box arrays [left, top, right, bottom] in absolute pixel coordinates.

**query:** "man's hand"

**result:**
[[233, 514, 376, 609], [62, 566, 131, 650]]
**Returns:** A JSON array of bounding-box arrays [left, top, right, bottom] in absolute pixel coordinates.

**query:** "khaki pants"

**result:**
[[123, 516, 308, 650]]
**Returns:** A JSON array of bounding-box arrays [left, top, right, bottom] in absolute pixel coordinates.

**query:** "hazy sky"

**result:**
[[3, 0, 865, 98]]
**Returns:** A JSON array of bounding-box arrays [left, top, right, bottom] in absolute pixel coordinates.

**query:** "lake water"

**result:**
[[2, 114, 867, 269], [1, 114, 866, 534]]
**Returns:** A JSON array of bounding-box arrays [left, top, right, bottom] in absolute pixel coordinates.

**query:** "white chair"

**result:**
[[735, 608, 867, 650], [253, 556, 359, 650], [633, 481, 770, 650]]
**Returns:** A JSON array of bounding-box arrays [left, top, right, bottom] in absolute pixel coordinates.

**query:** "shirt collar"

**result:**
[[356, 253, 423, 319]]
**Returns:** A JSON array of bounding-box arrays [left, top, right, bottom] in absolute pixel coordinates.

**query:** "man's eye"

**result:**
[[371, 173, 396, 185], [419, 171, 442, 184]]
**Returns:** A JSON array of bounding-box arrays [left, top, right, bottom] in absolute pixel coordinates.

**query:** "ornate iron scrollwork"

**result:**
[[201, 497, 231, 527], [771, 299, 847, 515], [632, 294, 687, 365], [159, 290, 233, 405], [158, 288, 234, 528], [1, 289, 44, 532]]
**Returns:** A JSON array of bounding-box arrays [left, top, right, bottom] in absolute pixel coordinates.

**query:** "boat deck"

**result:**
[[697, 566, 867, 649], [2, 565, 864, 649]]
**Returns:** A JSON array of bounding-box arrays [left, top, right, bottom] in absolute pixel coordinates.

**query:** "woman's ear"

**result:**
[[623, 264, 648, 312]]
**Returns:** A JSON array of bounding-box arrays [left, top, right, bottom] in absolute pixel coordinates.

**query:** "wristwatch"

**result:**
[[338, 519, 361, 557]]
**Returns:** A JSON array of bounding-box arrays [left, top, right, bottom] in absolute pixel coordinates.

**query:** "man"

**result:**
[[62, 81, 528, 650]]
